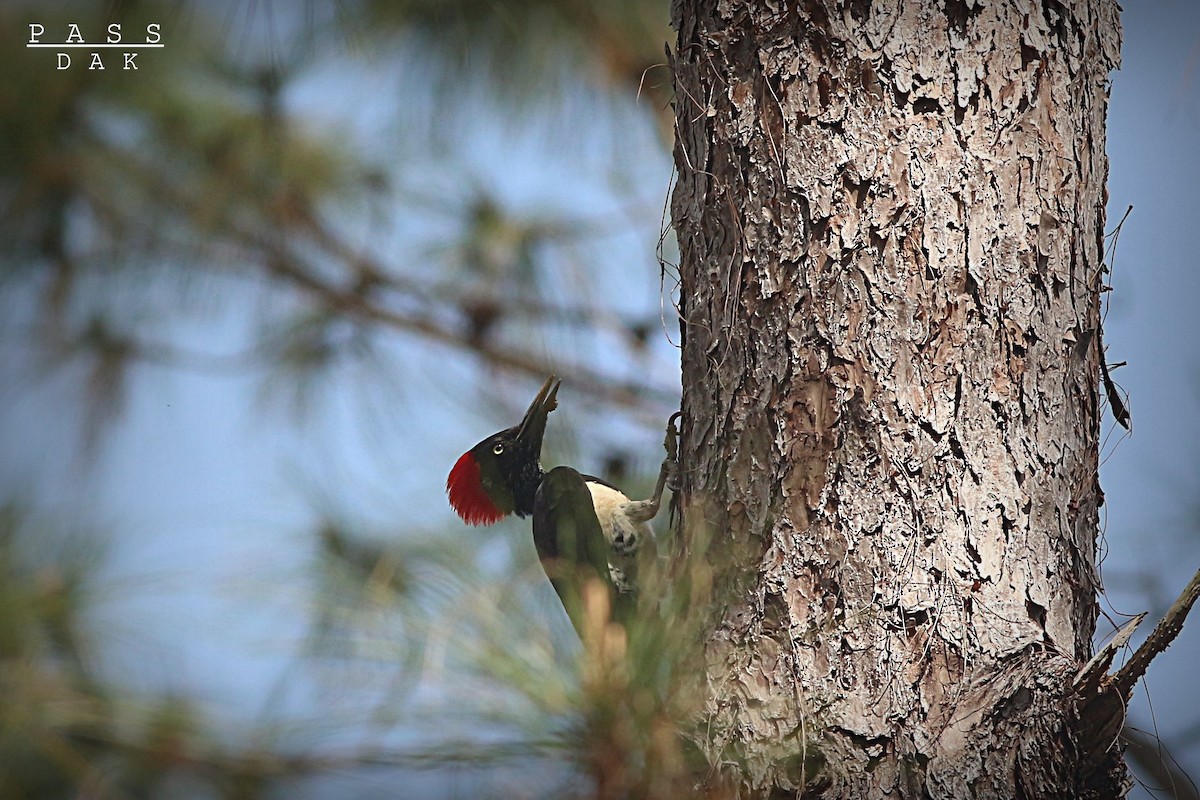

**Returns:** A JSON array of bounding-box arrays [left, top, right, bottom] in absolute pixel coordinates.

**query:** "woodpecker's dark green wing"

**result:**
[[533, 466, 624, 634]]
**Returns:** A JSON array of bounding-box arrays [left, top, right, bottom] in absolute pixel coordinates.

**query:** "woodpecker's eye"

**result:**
[[492, 442, 505, 455]]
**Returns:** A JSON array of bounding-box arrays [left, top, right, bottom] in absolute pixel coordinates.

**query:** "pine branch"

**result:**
[[1112, 566, 1200, 698], [78, 139, 677, 413]]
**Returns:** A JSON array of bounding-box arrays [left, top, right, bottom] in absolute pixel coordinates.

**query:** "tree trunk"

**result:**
[[669, 1, 1127, 797]]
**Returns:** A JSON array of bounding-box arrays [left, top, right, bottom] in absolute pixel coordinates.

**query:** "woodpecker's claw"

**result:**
[[663, 412, 680, 456], [663, 411, 681, 494]]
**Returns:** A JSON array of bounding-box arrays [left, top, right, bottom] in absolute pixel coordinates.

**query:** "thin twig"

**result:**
[[1123, 724, 1200, 800]]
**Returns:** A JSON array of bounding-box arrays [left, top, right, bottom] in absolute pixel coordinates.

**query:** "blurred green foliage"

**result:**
[[0, 0, 704, 797]]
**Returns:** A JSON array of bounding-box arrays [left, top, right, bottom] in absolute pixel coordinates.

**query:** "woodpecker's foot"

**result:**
[[622, 412, 681, 525], [622, 496, 661, 525]]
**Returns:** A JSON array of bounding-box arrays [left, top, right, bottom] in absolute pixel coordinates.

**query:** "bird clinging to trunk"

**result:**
[[447, 376, 676, 635]]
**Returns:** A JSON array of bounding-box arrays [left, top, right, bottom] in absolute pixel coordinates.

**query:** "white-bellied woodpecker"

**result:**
[[446, 376, 677, 633]]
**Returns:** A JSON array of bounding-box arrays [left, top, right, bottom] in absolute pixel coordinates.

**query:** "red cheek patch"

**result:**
[[447, 452, 505, 526]]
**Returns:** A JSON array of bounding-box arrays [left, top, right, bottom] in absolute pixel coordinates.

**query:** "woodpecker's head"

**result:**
[[447, 376, 560, 525]]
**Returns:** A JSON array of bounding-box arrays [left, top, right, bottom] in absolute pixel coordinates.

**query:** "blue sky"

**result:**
[[1099, 2, 1200, 789]]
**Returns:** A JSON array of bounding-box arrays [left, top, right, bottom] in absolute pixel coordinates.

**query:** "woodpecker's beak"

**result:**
[[515, 375, 560, 450]]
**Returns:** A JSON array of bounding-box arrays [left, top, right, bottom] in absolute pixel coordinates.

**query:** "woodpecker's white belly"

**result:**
[[586, 481, 650, 593]]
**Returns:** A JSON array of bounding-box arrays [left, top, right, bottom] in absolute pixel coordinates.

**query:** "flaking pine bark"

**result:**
[[668, 1, 1145, 798]]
